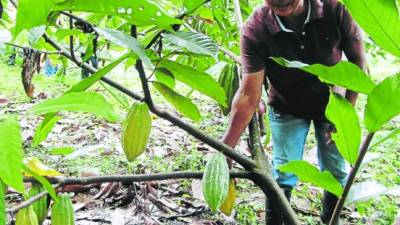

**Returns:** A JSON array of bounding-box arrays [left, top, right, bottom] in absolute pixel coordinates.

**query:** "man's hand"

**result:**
[[325, 123, 336, 145]]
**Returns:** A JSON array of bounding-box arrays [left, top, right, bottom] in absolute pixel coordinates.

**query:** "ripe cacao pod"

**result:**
[[202, 152, 230, 212], [121, 102, 152, 162], [220, 179, 236, 216], [51, 193, 74, 225], [16, 206, 39, 225], [218, 64, 240, 115], [28, 183, 49, 225]]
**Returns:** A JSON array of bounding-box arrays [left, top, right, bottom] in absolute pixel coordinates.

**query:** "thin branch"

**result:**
[[6, 190, 49, 214], [132, 25, 156, 111], [220, 46, 241, 65], [3, 42, 61, 55], [23, 171, 251, 185], [6, 184, 60, 214], [7, 171, 249, 213], [329, 133, 375, 225], [69, 12, 79, 65], [61, 11, 92, 29]]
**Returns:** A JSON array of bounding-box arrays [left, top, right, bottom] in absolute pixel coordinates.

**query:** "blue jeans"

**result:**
[[269, 107, 349, 188]]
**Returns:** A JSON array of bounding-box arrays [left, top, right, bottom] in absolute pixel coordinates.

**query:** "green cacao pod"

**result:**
[[28, 183, 49, 225], [51, 194, 74, 225], [202, 152, 230, 212], [218, 64, 240, 115], [121, 102, 152, 162], [16, 206, 39, 225]]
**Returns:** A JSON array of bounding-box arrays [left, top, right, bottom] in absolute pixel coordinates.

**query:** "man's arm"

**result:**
[[339, 3, 369, 105], [222, 69, 265, 149]]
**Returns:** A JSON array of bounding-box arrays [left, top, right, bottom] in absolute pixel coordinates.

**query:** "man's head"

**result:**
[[265, 0, 305, 17]]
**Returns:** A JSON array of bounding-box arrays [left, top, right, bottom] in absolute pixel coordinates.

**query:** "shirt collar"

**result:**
[[264, 0, 324, 35]]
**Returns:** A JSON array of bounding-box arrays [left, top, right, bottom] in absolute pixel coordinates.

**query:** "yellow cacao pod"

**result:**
[[220, 179, 236, 216], [16, 206, 39, 225], [28, 183, 49, 225], [121, 102, 152, 162], [51, 194, 74, 225]]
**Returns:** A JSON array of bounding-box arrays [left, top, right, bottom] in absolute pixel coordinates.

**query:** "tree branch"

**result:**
[[23, 171, 251, 185], [6, 187, 55, 214], [329, 132, 375, 225], [7, 171, 249, 213], [3, 42, 61, 55], [220, 46, 241, 64]]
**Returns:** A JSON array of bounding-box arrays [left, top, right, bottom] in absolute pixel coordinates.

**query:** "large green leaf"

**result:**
[[342, 0, 400, 57], [202, 152, 230, 212], [155, 67, 176, 90], [183, 0, 206, 14], [365, 74, 400, 132], [153, 82, 201, 122], [163, 31, 219, 59], [345, 181, 398, 206], [279, 160, 343, 196], [14, 0, 53, 35], [0, 117, 25, 193], [32, 114, 62, 147], [53, 0, 182, 29], [15, 0, 182, 36], [67, 53, 130, 93], [159, 60, 227, 106], [326, 93, 361, 165], [30, 92, 120, 123], [94, 28, 153, 69], [273, 58, 375, 94], [0, 181, 5, 225]]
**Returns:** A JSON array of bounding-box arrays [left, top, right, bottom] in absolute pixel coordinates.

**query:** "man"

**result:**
[[222, 0, 367, 224]]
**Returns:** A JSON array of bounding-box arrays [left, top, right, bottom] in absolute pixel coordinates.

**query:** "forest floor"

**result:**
[[0, 54, 399, 225]]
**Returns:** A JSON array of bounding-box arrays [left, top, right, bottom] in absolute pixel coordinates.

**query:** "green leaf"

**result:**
[[0, 117, 25, 193], [183, 0, 206, 14], [67, 53, 130, 93], [371, 128, 400, 148], [342, 0, 400, 57], [155, 67, 175, 90], [279, 160, 343, 196], [272, 58, 375, 94], [163, 31, 219, 59], [345, 181, 397, 206], [53, 0, 182, 29], [153, 82, 201, 121], [15, 0, 53, 35], [23, 164, 58, 202], [32, 114, 62, 147], [159, 60, 227, 106], [54, 29, 83, 41], [30, 92, 120, 123], [365, 74, 400, 132], [0, 181, 5, 225], [94, 28, 152, 68], [202, 152, 230, 212], [49, 147, 75, 156], [326, 93, 361, 165]]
